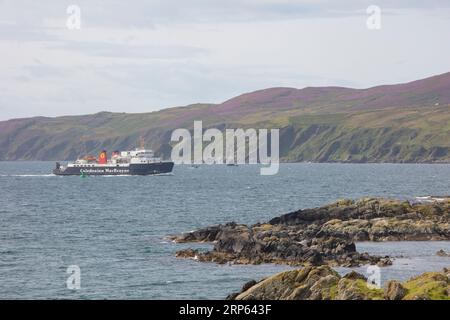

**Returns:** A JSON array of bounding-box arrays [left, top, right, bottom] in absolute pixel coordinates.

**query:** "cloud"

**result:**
[[0, 0, 450, 120], [2, 0, 450, 31], [45, 41, 209, 60]]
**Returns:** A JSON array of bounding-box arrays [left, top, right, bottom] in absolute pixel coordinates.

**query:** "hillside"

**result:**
[[1, 72, 450, 162]]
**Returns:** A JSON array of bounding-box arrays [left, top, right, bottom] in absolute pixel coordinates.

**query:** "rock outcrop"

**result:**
[[270, 198, 450, 241], [169, 198, 450, 267], [227, 266, 450, 300], [384, 280, 407, 300]]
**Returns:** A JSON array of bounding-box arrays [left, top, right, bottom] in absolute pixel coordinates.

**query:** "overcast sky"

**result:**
[[1, 0, 450, 120]]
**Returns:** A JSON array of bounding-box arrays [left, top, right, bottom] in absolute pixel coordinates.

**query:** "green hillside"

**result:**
[[1, 72, 450, 162]]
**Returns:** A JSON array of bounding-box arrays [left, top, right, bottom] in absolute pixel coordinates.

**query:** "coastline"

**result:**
[[170, 197, 450, 299], [170, 197, 450, 266]]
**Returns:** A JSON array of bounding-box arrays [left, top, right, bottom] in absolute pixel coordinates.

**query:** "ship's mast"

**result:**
[[139, 135, 145, 150], [78, 136, 88, 160]]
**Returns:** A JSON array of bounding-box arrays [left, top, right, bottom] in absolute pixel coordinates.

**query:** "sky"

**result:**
[[1, 0, 450, 120]]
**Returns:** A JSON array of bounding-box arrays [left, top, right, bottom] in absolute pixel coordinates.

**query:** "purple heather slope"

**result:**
[[213, 72, 450, 115]]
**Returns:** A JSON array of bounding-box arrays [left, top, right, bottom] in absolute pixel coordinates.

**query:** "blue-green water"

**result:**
[[0, 162, 449, 299]]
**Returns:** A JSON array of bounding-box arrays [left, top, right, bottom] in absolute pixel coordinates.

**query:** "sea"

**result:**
[[0, 162, 449, 299]]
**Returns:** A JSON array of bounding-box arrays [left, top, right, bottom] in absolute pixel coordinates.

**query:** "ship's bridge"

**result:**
[[127, 148, 162, 164]]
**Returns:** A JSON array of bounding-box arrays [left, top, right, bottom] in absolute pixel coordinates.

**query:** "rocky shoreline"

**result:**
[[227, 265, 450, 300], [169, 197, 450, 267]]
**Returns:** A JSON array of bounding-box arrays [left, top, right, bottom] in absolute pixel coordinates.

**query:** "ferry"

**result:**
[[53, 147, 174, 176]]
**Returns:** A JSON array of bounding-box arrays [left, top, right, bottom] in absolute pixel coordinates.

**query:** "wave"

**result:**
[[0, 174, 56, 177], [99, 173, 174, 177], [0, 173, 174, 177]]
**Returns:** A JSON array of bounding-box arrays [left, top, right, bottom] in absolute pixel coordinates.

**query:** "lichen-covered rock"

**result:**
[[231, 266, 341, 300], [342, 271, 367, 281], [229, 266, 383, 300], [335, 277, 383, 300], [229, 266, 450, 300], [403, 272, 450, 300], [384, 280, 407, 300], [268, 198, 415, 226]]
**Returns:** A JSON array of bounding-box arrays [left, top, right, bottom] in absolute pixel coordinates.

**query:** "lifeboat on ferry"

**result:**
[[82, 155, 97, 163]]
